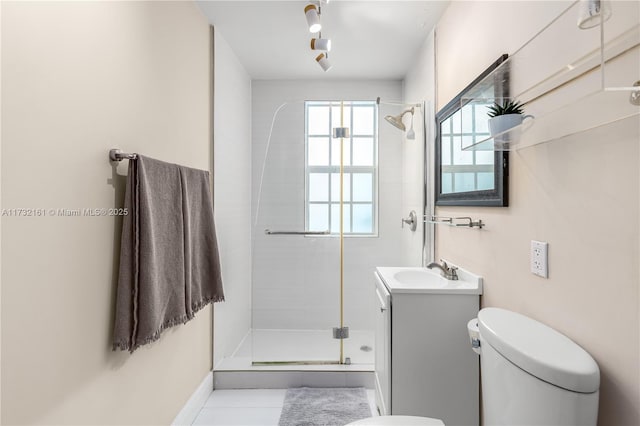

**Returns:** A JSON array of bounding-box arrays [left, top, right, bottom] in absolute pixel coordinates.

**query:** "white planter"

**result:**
[[488, 113, 534, 138]]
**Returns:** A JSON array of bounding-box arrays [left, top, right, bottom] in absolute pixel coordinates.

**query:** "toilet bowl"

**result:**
[[348, 415, 444, 425], [349, 307, 600, 426]]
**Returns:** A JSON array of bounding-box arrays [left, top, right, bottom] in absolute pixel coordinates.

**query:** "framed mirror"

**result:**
[[434, 55, 509, 206]]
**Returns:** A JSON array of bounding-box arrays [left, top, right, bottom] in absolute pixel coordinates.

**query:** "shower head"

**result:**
[[384, 107, 415, 133], [384, 114, 406, 131]]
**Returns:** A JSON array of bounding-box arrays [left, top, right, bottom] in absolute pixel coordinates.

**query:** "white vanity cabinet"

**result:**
[[374, 266, 482, 426], [374, 274, 391, 415]]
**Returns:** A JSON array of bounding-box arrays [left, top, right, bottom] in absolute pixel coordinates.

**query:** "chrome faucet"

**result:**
[[426, 259, 459, 280]]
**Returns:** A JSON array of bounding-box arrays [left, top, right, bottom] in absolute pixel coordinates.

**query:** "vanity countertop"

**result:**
[[376, 265, 483, 295]]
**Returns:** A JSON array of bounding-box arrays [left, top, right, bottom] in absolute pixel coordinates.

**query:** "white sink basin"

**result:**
[[376, 264, 483, 294], [393, 270, 447, 287]]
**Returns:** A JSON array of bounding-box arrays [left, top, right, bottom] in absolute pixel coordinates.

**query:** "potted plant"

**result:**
[[487, 100, 533, 138]]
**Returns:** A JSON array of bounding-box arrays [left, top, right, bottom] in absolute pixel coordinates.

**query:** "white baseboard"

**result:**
[[172, 371, 213, 426]]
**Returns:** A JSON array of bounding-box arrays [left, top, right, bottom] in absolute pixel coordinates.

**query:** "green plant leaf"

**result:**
[[487, 100, 525, 116]]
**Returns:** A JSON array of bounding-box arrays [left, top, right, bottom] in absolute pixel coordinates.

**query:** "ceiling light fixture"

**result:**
[[304, 2, 333, 72], [304, 4, 322, 33], [316, 53, 332, 72], [310, 37, 332, 51]]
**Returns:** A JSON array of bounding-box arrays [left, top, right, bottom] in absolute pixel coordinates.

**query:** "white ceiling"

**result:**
[[196, 1, 450, 80]]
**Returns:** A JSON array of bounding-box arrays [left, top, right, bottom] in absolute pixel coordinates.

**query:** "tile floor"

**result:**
[[192, 388, 377, 426]]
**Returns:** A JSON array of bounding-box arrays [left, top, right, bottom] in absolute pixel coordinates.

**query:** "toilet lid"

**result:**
[[347, 415, 445, 426], [478, 307, 600, 393]]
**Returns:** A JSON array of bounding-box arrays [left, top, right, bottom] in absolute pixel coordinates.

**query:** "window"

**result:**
[[305, 101, 378, 236], [440, 104, 495, 194]]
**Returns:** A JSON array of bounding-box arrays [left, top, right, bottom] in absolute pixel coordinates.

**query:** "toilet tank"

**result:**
[[478, 308, 600, 426]]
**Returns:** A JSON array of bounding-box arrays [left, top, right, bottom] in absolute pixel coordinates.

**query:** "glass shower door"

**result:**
[[251, 100, 347, 365]]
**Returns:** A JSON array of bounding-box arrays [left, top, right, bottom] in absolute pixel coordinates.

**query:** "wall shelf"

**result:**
[[460, 0, 639, 152]]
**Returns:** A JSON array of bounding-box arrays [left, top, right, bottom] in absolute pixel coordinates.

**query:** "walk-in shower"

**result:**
[[218, 97, 423, 371]]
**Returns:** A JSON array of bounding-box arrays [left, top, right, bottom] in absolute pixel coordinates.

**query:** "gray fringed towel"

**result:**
[[113, 155, 224, 352]]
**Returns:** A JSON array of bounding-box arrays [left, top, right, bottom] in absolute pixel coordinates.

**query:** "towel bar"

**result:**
[[424, 215, 484, 229], [264, 229, 330, 235], [109, 149, 138, 162]]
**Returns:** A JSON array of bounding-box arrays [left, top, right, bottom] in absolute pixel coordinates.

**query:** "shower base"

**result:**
[[214, 328, 374, 389]]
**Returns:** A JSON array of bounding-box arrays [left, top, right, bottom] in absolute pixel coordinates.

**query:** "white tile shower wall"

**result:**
[[402, 31, 436, 267], [213, 28, 253, 368], [251, 80, 404, 331]]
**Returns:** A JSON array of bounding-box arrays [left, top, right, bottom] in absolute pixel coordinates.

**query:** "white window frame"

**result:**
[[304, 100, 379, 237]]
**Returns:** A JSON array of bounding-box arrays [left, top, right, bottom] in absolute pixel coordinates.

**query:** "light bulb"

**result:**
[[304, 4, 322, 33]]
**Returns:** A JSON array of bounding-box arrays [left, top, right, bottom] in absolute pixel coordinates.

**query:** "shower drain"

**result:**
[[360, 345, 372, 352]]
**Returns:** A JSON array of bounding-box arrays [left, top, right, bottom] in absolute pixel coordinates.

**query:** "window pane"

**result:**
[[331, 173, 351, 202], [476, 104, 490, 133], [352, 204, 373, 233], [452, 136, 473, 165], [352, 106, 374, 135], [308, 106, 329, 135], [352, 138, 374, 166], [442, 173, 453, 194], [331, 138, 351, 166], [475, 150, 494, 165], [454, 172, 475, 192], [308, 137, 329, 166], [441, 116, 453, 136], [309, 173, 329, 201], [330, 204, 351, 233], [461, 104, 473, 133], [309, 204, 329, 231], [462, 135, 473, 151], [441, 136, 452, 166], [477, 172, 494, 190], [451, 109, 461, 134], [331, 104, 351, 132], [352, 173, 373, 202]]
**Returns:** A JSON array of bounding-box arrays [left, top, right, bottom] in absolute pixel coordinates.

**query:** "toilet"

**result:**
[[348, 415, 443, 425], [349, 307, 600, 426]]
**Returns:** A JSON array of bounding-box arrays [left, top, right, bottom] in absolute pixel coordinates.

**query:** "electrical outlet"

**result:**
[[531, 240, 548, 278]]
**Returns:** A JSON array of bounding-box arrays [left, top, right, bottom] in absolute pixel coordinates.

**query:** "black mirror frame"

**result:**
[[434, 54, 509, 207]]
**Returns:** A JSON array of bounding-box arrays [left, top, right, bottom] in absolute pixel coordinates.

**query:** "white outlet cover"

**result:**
[[531, 240, 548, 278]]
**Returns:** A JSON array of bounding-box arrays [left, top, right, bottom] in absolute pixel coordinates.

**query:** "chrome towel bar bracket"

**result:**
[[109, 149, 138, 162]]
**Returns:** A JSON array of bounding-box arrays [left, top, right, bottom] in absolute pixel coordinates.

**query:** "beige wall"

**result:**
[[1, 1, 213, 424], [434, 1, 639, 425]]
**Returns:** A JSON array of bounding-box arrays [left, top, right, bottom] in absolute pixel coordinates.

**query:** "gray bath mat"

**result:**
[[278, 387, 371, 426]]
